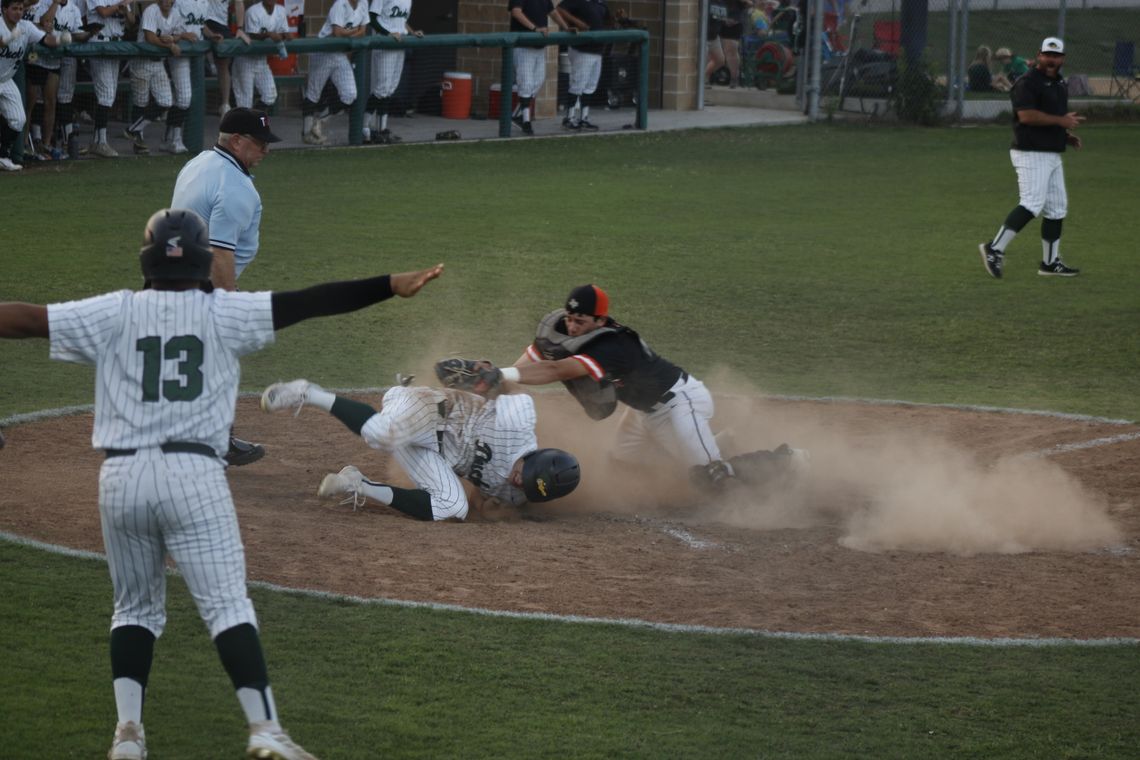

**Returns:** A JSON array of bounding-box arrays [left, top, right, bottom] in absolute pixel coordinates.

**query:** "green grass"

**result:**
[[2, 125, 1139, 757], [2, 542, 1137, 759]]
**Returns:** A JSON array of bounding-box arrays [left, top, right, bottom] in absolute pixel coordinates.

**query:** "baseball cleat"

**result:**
[[225, 436, 265, 467], [521, 121, 534, 135], [578, 119, 599, 131], [1038, 260, 1080, 277], [318, 465, 366, 510], [123, 128, 149, 154], [301, 131, 325, 145], [108, 720, 147, 760], [246, 721, 318, 760], [260, 379, 311, 415], [979, 242, 1003, 279], [91, 141, 119, 158], [0, 156, 23, 171]]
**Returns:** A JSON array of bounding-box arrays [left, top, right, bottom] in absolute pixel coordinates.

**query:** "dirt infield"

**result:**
[[1, 394, 1137, 640]]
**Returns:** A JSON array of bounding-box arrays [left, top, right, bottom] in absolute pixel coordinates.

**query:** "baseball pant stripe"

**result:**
[[1011, 149, 1066, 218], [131, 59, 173, 109], [0, 80, 25, 131], [393, 446, 469, 520], [58, 58, 78, 103]]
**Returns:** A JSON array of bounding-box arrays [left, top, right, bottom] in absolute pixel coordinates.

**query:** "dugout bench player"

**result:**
[[980, 36, 1084, 279], [0, 208, 443, 760], [260, 378, 580, 520]]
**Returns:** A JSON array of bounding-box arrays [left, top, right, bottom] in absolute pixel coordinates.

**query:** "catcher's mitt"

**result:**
[[434, 358, 503, 395]]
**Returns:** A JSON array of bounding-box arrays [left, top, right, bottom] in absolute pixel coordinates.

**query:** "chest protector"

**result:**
[[533, 310, 654, 420]]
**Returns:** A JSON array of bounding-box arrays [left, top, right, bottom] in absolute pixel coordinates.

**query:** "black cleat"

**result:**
[[521, 121, 534, 135], [1038, 260, 1080, 277], [578, 119, 599, 131], [979, 242, 1003, 279], [225, 436, 265, 466]]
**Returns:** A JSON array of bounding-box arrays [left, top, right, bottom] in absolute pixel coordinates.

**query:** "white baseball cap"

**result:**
[[1041, 37, 1065, 54]]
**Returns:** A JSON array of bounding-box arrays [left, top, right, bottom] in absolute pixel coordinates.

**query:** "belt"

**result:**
[[104, 442, 219, 459], [649, 372, 689, 412]]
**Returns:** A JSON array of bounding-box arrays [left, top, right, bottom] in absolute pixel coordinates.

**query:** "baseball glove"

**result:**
[[434, 358, 503, 395]]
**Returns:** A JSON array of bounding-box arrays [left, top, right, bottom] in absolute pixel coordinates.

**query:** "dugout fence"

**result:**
[[17, 29, 649, 160]]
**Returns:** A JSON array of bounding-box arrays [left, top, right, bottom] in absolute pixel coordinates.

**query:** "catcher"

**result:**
[[435, 284, 808, 492], [260, 377, 580, 521]]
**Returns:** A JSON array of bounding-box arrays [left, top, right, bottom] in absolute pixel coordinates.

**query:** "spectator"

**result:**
[[366, 0, 422, 145], [1, 0, 63, 170], [967, 44, 995, 92], [507, 0, 570, 136], [302, 0, 367, 145], [233, 0, 287, 110], [204, 0, 250, 117], [84, 0, 135, 158], [555, 0, 608, 130], [992, 46, 1029, 92], [706, 0, 752, 88], [123, 0, 186, 155]]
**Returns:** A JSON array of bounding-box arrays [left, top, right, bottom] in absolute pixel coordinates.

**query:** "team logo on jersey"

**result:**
[[468, 440, 493, 488], [166, 237, 184, 258]]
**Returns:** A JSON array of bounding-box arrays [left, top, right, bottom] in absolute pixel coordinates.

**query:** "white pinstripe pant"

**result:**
[[167, 56, 193, 109], [568, 48, 602, 95], [304, 52, 356, 104], [612, 374, 724, 469], [57, 57, 78, 104], [1010, 149, 1068, 218], [0, 79, 25, 131], [232, 56, 278, 107], [130, 58, 174, 109], [88, 57, 122, 107], [513, 47, 546, 99], [370, 48, 405, 99], [99, 449, 257, 639]]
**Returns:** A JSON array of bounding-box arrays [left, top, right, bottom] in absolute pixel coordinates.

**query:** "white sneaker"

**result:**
[[159, 139, 177, 153], [260, 379, 311, 415], [318, 465, 366, 510], [108, 721, 147, 760], [247, 721, 317, 760], [301, 131, 325, 145], [311, 117, 325, 140], [91, 141, 119, 158], [172, 140, 188, 155], [0, 156, 22, 171]]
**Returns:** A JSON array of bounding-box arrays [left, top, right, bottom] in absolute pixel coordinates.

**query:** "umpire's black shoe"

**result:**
[[979, 242, 1004, 279], [1038, 260, 1080, 277], [226, 436, 265, 466]]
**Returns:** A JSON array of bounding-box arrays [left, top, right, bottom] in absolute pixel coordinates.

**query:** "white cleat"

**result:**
[[108, 721, 147, 760], [301, 130, 325, 145], [247, 721, 318, 760], [260, 379, 311, 415], [0, 156, 23, 171], [318, 465, 366, 510]]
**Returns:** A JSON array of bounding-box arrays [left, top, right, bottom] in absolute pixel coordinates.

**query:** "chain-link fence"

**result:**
[[713, 0, 1140, 122]]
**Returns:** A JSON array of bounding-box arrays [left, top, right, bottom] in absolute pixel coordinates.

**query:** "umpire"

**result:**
[[980, 37, 1084, 279], [171, 107, 282, 465]]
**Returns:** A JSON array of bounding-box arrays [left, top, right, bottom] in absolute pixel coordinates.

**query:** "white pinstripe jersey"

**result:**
[[28, 0, 83, 71], [0, 20, 46, 83], [47, 289, 275, 454], [138, 3, 185, 43], [368, 0, 412, 35], [171, 147, 262, 275], [366, 387, 538, 506], [87, 0, 130, 39], [244, 2, 287, 35], [319, 0, 368, 38], [176, 0, 210, 38]]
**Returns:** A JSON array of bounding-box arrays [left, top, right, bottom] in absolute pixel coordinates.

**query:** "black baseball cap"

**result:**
[[219, 108, 282, 143], [565, 284, 609, 318]]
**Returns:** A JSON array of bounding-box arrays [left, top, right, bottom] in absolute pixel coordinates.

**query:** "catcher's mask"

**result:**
[[140, 208, 213, 287], [520, 448, 581, 503]]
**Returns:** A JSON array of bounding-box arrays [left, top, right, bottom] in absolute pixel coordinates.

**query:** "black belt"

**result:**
[[104, 442, 219, 459], [649, 372, 689, 411]]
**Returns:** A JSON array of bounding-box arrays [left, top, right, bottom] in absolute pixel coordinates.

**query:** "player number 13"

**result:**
[[136, 335, 205, 402]]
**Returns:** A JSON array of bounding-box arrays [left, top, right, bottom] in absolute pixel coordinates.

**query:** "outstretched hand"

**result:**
[[391, 263, 444, 297]]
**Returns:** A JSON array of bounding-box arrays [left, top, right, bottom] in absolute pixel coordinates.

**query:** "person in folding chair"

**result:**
[[979, 37, 1084, 280]]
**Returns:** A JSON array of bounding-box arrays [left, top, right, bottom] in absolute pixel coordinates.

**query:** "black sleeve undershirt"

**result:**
[[270, 275, 393, 331]]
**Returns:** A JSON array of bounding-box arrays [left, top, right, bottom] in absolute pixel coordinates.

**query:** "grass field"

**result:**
[[2, 124, 1139, 758]]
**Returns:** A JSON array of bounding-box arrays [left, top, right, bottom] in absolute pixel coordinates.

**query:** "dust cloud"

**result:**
[[527, 366, 1122, 556]]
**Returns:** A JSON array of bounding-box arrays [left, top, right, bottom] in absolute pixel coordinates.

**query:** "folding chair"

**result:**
[[873, 19, 901, 58], [1110, 41, 1140, 101]]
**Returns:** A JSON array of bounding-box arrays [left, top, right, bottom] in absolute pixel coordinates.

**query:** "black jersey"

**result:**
[[508, 0, 554, 32], [568, 319, 684, 413], [1010, 66, 1069, 153], [559, 0, 607, 53]]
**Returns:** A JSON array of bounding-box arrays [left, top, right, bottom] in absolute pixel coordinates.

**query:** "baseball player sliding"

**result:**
[[435, 284, 809, 496], [0, 207, 444, 760], [980, 36, 1083, 279], [260, 379, 580, 520]]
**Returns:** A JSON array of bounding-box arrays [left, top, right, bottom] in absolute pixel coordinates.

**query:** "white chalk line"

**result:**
[[1, 530, 1135, 648], [3, 397, 1138, 647]]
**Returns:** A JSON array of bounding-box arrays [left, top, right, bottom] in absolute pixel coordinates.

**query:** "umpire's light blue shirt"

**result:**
[[171, 146, 262, 278]]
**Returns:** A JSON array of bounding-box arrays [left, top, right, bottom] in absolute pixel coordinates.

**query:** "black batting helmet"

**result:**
[[521, 448, 581, 503], [139, 209, 213, 284]]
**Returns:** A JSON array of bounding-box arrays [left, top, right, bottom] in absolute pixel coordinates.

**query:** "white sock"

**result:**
[[303, 114, 314, 133], [236, 685, 278, 724], [991, 226, 1017, 253], [171, 126, 182, 143], [31, 124, 42, 140], [305, 384, 336, 411], [113, 677, 145, 725], [582, 104, 590, 122], [358, 479, 394, 505], [380, 113, 388, 132], [96, 127, 107, 143], [1042, 239, 1059, 265]]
